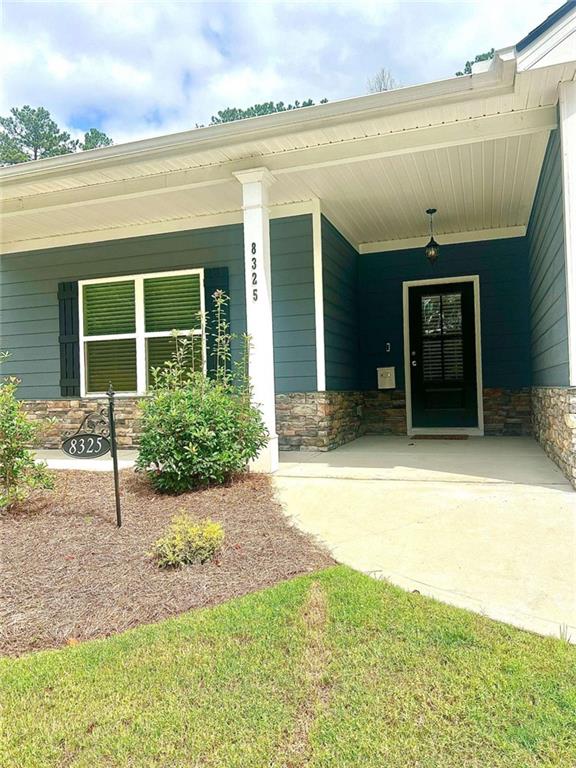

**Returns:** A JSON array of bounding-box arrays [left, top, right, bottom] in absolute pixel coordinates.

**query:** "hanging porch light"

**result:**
[[424, 208, 440, 264]]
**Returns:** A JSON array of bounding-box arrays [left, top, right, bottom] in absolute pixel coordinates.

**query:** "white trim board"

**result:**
[[517, 7, 576, 71], [78, 268, 205, 398], [559, 80, 576, 386], [311, 199, 326, 391], [402, 275, 484, 437], [359, 226, 526, 254]]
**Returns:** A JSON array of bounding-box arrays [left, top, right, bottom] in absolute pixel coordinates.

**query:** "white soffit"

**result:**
[[285, 131, 550, 251], [0, 57, 574, 255]]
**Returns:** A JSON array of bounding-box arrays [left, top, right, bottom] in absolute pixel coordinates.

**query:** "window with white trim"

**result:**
[[79, 269, 205, 396]]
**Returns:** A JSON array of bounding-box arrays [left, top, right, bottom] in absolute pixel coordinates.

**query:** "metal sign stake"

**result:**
[[60, 383, 123, 528], [107, 384, 122, 528]]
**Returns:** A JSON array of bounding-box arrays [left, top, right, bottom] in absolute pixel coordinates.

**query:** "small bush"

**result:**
[[151, 513, 224, 568], [136, 293, 268, 493], [0, 358, 54, 511]]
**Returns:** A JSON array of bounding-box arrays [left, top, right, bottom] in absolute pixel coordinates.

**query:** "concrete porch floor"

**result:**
[[274, 436, 576, 640]]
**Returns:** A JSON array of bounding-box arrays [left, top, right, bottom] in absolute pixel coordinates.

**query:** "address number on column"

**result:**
[[251, 242, 258, 301]]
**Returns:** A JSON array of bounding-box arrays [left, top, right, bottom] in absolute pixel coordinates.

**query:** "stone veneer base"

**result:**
[[532, 386, 576, 489], [22, 398, 142, 449], [23, 387, 535, 453]]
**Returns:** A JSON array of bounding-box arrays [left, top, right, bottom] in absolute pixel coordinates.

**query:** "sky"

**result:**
[[1, 0, 561, 146]]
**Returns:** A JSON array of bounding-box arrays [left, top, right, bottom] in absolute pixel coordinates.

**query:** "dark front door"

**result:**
[[408, 281, 478, 429]]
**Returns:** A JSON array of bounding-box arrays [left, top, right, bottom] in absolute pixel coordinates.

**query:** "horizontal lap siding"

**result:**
[[270, 215, 316, 393], [322, 216, 359, 390], [1, 215, 318, 398], [358, 238, 531, 390], [1, 225, 246, 399], [527, 129, 569, 386]]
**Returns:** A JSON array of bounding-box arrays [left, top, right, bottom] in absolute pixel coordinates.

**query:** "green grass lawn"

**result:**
[[2, 566, 575, 767]]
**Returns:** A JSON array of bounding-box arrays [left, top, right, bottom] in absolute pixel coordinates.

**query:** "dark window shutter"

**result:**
[[58, 281, 80, 396], [203, 267, 230, 377]]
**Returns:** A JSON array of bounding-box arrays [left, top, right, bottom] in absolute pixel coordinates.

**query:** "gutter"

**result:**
[[0, 55, 517, 184]]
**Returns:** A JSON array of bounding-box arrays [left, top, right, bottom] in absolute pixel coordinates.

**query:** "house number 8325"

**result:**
[[251, 242, 258, 301]]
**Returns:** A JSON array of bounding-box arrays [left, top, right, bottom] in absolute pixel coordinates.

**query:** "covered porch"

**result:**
[[2, 27, 575, 481]]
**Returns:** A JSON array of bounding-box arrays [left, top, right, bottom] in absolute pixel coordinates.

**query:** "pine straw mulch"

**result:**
[[1, 470, 334, 657]]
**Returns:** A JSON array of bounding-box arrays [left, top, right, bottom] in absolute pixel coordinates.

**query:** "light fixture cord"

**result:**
[[429, 212, 434, 237]]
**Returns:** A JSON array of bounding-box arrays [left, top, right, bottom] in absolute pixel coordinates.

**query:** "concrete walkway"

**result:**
[[274, 436, 576, 641]]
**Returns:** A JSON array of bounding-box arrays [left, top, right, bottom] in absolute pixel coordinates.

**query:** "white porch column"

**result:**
[[559, 80, 576, 385], [233, 167, 278, 472]]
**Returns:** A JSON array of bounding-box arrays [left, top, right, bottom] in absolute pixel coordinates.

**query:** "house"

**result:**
[[1, 2, 575, 484]]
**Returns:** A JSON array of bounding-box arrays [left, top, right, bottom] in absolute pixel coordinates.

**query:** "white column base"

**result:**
[[250, 434, 279, 473]]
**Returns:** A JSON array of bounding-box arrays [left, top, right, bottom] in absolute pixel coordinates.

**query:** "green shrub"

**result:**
[[151, 513, 224, 568], [0, 356, 54, 511], [136, 294, 268, 493]]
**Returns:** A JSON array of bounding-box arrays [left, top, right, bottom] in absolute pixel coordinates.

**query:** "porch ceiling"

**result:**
[[1, 58, 574, 255]]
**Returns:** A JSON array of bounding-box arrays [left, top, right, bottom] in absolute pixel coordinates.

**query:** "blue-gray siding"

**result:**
[[358, 238, 531, 390], [271, 215, 317, 392], [322, 216, 359, 390], [1, 215, 316, 397], [527, 129, 569, 386]]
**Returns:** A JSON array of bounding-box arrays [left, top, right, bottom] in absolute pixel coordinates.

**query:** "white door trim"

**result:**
[[402, 275, 484, 436]]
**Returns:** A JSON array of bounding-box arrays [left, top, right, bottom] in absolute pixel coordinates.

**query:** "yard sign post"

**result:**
[[60, 383, 122, 527], [107, 384, 122, 528]]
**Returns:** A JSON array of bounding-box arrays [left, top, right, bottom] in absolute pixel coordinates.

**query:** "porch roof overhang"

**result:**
[[1, 22, 575, 256]]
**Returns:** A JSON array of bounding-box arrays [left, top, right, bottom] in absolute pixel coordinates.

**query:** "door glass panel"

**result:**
[[422, 295, 442, 336], [441, 293, 462, 333], [421, 292, 464, 382]]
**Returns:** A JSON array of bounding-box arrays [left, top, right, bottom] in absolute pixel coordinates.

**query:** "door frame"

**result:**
[[402, 275, 484, 436]]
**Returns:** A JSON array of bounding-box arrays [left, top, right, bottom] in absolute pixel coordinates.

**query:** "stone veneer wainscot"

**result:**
[[532, 387, 576, 489], [24, 386, 536, 453]]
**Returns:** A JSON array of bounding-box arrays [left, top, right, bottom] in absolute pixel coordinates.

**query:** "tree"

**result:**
[[456, 48, 494, 76], [81, 128, 113, 151], [367, 68, 399, 93], [210, 98, 328, 125], [0, 106, 113, 165]]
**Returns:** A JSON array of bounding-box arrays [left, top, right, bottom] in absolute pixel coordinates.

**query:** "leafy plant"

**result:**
[[209, 98, 328, 125], [136, 293, 268, 493], [0, 355, 54, 510], [456, 48, 494, 76], [0, 106, 113, 165], [150, 513, 224, 568]]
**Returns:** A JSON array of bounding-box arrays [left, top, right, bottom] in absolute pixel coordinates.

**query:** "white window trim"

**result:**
[[79, 268, 206, 397], [402, 275, 484, 437]]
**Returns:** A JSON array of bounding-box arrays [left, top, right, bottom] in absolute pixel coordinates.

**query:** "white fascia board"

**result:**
[[516, 9, 576, 71], [359, 225, 527, 254], [0, 57, 516, 186]]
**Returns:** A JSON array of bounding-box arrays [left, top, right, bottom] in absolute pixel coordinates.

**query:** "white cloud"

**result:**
[[1, 0, 560, 145]]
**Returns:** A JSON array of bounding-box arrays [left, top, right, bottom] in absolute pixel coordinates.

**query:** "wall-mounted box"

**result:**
[[377, 366, 395, 389]]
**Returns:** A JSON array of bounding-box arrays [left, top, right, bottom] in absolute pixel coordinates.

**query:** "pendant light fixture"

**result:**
[[424, 208, 440, 264]]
